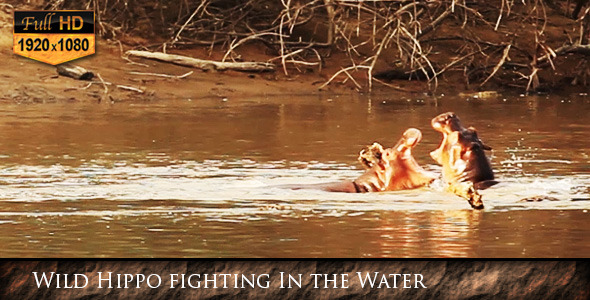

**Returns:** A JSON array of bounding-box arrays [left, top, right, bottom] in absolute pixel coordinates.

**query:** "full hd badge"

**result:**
[[13, 10, 95, 65]]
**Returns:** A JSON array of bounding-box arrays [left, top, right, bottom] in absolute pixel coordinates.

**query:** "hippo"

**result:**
[[284, 128, 435, 193], [430, 112, 498, 209]]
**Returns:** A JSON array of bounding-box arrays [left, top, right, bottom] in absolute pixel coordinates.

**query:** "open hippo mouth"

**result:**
[[357, 127, 423, 170], [354, 127, 435, 192], [431, 112, 459, 133], [430, 112, 459, 163], [398, 128, 422, 150], [284, 127, 435, 194], [429, 111, 497, 209], [393, 128, 423, 160]]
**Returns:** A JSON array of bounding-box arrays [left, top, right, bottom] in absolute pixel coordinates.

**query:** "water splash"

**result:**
[[0, 160, 587, 219]]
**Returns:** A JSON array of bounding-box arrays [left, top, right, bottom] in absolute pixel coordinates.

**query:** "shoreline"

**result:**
[[0, 8, 587, 104]]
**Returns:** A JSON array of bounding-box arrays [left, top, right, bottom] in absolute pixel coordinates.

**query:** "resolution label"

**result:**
[[13, 10, 95, 65]]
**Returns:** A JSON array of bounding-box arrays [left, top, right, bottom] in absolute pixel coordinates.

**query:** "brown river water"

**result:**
[[0, 93, 588, 258]]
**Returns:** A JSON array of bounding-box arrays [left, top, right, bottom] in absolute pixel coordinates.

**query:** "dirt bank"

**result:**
[[0, 3, 588, 104], [0, 8, 373, 104]]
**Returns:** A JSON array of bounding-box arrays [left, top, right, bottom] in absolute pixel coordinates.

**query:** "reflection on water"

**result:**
[[0, 94, 588, 257]]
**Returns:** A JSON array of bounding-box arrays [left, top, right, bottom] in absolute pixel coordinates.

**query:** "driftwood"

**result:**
[[56, 64, 94, 80], [125, 50, 275, 72], [537, 44, 590, 66], [128, 71, 193, 79]]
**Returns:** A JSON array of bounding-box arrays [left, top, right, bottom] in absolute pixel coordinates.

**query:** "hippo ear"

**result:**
[[467, 126, 480, 138], [358, 149, 374, 169]]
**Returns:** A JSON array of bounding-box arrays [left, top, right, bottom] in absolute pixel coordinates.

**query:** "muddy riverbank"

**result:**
[[1, 3, 588, 104], [0, 8, 403, 104]]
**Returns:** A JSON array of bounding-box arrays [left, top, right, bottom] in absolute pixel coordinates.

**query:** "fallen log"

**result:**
[[125, 50, 275, 72], [537, 44, 590, 67], [56, 64, 94, 80]]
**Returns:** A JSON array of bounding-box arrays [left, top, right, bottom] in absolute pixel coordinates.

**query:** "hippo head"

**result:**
[[358, 128, 423, 169], [431, 112, 465, 134], [429, 112, 496, 209], [389, 128, 436, 189], [355, 128, 435, 192]]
